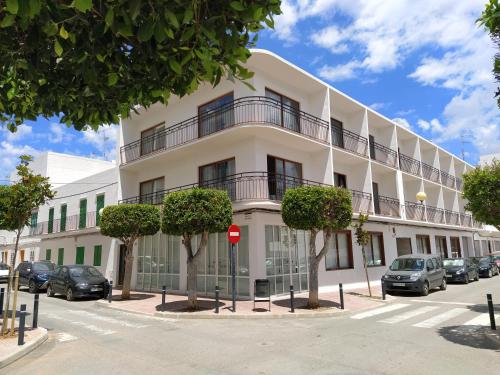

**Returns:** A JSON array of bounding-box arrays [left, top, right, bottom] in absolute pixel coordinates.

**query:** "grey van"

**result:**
[[382, 254, 446, 296]]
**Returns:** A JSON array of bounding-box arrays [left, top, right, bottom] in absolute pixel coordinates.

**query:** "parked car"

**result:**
[[0, 263, 10, 284], [442, 258, 478, 284], [15, 261, 55, 293], [47, 265, 109, 301], [382, 254, 446, 296], [471, 257, 499, 278]]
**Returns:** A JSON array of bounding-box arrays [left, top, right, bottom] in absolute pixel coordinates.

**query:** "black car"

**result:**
[[47, 265, 109, 301], [442, 258, 478, 284], [15, 261, 55, 293], [472, 257, 500, 278]]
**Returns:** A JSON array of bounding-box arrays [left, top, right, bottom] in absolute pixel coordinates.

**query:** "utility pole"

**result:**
[[460, 131, 473, 161]]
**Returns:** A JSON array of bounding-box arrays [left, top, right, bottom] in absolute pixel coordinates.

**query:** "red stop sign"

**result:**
[[227, 224, 241, 244]]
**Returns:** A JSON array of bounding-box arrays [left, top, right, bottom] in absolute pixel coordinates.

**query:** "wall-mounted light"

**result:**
[[416, 191, 427, 204]]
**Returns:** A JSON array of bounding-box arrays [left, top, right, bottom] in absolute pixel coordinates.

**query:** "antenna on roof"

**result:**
[[460, 131, 473, 161]]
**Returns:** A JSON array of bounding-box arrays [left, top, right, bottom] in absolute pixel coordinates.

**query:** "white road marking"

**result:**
[[409, 300, 472, 306], [351, 304, 409, 320], [45, 313, 116, 335], [55, 332, 78, 342], [378, 306, 439, 324], [67, 310, 149, 328], [463, 313, 500, 326], [412, 308, 468, 328]]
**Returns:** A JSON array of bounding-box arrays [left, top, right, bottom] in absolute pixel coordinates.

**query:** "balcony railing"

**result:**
[[460, 213, 473, 227], [404, 202, 426, 221], [120, 97, 330, 165], [376, 195, 401, 217], [445, 209, 460, 226], [426, 206, 445, 224], [120, 172, 373, 214], [370, 140, 398, 168], [331, 127, 369, 157], [30, 211, 97, 236], [398, 153, 421, 176], [421, 162, 440, 183], [440, 171, 456, 189], [455, 177, 463, 191]]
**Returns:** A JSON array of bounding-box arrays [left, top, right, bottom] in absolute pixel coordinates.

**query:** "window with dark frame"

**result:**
[[325, 231, 354, 270], [331, 118, 344, 148], [199, 158, 236, 200], [450, 236, 462, 258], [435, 236, 448, 258], [139, 177, 165, 205], [198, 92, 235, 137], [334, 172, 347, 188], [416, 234, 431, 254], [140, 122, 165, 156], [267, 155, 302, 200], [366, 232, 385, 266], [265, 88, 300, 132]]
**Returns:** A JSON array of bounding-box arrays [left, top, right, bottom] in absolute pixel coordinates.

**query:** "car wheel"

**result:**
[[488, 270, 493, 278], [28, 280, 38, 293], [47, 284, 55, 297], [421, 281, 430, 296], [440, 278, 447, 290], [66, 287, 74, 301]]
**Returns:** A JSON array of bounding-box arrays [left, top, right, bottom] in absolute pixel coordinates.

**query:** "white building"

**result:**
[[117, 49, 499, 298]]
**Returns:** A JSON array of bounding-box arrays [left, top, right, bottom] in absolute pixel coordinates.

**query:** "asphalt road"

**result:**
[[3, 276, 500, 375]]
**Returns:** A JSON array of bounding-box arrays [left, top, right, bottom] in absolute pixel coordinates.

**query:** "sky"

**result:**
[[0, 0, 499, 180]]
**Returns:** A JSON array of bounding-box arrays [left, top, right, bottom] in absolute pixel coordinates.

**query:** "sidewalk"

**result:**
[[97, 285, 395, 319], [0, 326, 48, 369]]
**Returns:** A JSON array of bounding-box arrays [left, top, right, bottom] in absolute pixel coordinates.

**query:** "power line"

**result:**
[[0, 179, 116, 185], [47, 182, 118, 201]]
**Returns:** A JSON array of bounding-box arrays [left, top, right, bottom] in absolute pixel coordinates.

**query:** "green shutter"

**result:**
[[76, 246, 85, 264], [60, 204, 67, 232], [93, 245, 102, 266], [45, 249, 51, 261], [30, 212, 38, 228], [96, 194, 105, 226], [79, 199, 87, 229], [48, 207, 54, 233], [57, 248, 64, 265]]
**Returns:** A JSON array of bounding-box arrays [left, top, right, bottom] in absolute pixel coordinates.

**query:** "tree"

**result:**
[[162, 188, 232, 309], [0, 0, 281, 131], [478, 0, 500, 107], [352, 214, 372, 297], [462, 159, 500, 230], [100, 204, 160, 299], [282, 186, 352, 309]]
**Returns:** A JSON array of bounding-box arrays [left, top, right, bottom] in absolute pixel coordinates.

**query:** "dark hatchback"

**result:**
[[471, 257, 499, 278], [47, 265, 110, 301], [442, 258, 478, 283], [15, 261, 55, 293]]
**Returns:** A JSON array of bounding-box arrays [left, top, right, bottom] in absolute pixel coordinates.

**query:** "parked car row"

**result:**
[[382, 254, 500, 296]]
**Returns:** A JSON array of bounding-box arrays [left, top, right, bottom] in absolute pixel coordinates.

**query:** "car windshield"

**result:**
[[479, 258, 490, 265], [442, 259, 464, 267], [0, 264, 9, 270], [33, 263, 54, 272], [69, 266, 102, 278], [390, 258, 425, 271]]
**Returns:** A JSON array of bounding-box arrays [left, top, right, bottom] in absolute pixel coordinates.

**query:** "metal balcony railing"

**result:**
[[426, 205, 445, 224], [31, 211, 98, 236], [445, 209, 461, 226], [331, 127, 369, 157], [440, 171, 456, 189], [375, 195, 401, 217], [404, 202, 426, 221], [120, 97, 330, 165], [460, 213, 473, 227], [455, 177, 463, 191], [398, 153, 421, 176], [370, 140, 398, 168], [421, 162, 440, 183], [119, 172, 373, 214]]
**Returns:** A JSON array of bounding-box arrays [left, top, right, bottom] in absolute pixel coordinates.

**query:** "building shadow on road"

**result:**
[[272, 297, 340, 310], [465, 303, 500, 313], [155, 300, 225, 312], [437, 325, 500, 351]]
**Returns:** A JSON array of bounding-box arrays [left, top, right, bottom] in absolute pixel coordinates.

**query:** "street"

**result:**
[[4, 277, 500, 375]]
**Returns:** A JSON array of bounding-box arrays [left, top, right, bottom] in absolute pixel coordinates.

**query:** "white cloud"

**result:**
[[0, 124, 33, 143], [392, 118, 411, 130], [318, 60, 361, 81], [81, 125, 118, 161], [310, 25, 348, 54], [0, 141, 40, 180], [369, 102, 388, 111], [48, 123, 74, 144]]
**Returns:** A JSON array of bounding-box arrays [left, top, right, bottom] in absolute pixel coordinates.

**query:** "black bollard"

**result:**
[[32, 294, 39, 329], [108, 281, 113, 303], [0, 287, 4, 315], [339, 283, 344, 310], [162, 285, 166, 306], [382, 281, 386, 301], [290, 285, 295, 313], [215, 286, 220, 314], [487, 294, 496, 330], [18, 304, 26, 346]]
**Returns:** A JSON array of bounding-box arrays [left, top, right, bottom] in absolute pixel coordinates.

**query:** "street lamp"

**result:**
[[416, 191, 427, 204]]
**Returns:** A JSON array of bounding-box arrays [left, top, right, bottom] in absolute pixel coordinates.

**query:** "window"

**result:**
[[267, 156, 302, 200], [30, 212, 38, 228], [60, 204, 67, 232], [57, 248, 64, 266], [366, 232, 385, 266], [29, 250, 35, 262], [79, 199, 87, 229], [265, 88, 300, 132], [48, 207, 54, 233], [426, 259, 435, 271], [96, 194, 105, 226], [435, 236, 448, 258], [369, 135, 376, 159], [93, 245, 102, 267], [140, 122, 165, 156], [198, 93, 234, 137], [450, 237, 461, 258], [416, 235, 431, 254], [76, 246, 85, 265], [372, 182, 380, 214], [331, 118, 344, 148], [45, 249, 51, 261], [199, 158, 236, 200], [139, 177, 165, 205], [334, 173, 347, 188], [325, 231, 353, 270]]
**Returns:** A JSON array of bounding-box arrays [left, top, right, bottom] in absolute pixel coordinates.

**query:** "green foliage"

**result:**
[[353, 213, 370, 247], [281, 186, 353, 231], [100, 204, 161, 241], [462, 160, 500, 229], [478, 0, 500, 107], [161, 188, 232, 236], [0, 0, 282, 131]]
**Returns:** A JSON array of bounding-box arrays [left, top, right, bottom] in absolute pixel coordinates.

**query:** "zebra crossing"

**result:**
[[351, 302, 499, 330]]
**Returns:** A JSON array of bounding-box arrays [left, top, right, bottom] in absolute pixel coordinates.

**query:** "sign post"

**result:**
[[227, 224, 241, 313]]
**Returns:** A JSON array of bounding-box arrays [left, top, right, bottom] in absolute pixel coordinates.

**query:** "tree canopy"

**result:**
[[462, 159, 500, 230], [0, 0, 282, 131]]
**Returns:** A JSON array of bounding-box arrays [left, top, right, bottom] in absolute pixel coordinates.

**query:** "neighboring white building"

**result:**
[[117, 49, 499, 298]]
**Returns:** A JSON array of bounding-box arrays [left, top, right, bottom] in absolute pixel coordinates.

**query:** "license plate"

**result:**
[[392, 282, 405, 287], [91, 287, 102, 292], [446, 275, 452, 278]]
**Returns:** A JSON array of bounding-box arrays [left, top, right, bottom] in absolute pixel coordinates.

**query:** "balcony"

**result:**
[[456, 177, 463, 191], [426, 206, 445, 224], [445, 209, 460, 226], [120, 172, 373, 214], [398, 153, 421, 176], [30, 212, 98, 236], [421, 162, 440, 183], [370, 141, 398, 168], [404, 202, 426, 221], [440, 171, 456, 189], [460, 213, 473, 227], [331, 127, 369, 157], [120, 97, 330, 165], [375, 195, 401, 218]]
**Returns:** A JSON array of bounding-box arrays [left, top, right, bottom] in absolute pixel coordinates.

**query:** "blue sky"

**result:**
[[1, 0, 498, 180]]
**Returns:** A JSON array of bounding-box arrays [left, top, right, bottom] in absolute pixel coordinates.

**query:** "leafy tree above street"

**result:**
[[0, 0, 281, 131]]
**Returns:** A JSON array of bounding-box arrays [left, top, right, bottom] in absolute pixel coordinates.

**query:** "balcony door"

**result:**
[[198, 92, 234, 137], [331, 118, 345, 148], [369, 135, 376, 159], [265, 88, 300, 132], [140, 177, 165, 205], [199, 158, 236, 199], [372, 182, 380, 215], [140, 122, 165, 156], [267, 156, 302, 200], [334, 172, 347, 188]]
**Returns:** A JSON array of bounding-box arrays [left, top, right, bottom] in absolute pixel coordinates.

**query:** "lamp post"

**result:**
[[416, 191, 427, 222]]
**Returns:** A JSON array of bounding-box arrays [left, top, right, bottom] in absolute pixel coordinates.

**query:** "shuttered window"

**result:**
[[76, 246, 85, 264], [45, 249, 51, 261], [57, 248, 64, 265], [96, 194, 105, 226], [48, 207, 54, 233], [79, 199, 87, 229], [93, 245, 102, 266], [60, 204, 67, 232]]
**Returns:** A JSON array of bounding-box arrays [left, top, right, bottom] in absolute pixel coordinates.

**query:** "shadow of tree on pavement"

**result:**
[[438, 325, 500, 352]]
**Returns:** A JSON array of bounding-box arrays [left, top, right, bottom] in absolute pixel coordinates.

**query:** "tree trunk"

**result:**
[[307, 229, 319, 308], [3, 229, 21, 335], [121, 240, 135, 300], [183, 235, 197, 310], [361, 245, 372, 297]]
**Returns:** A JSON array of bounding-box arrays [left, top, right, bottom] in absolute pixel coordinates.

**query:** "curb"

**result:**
[[483, 328, 500, 348], [0, 328, 48, 369]]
